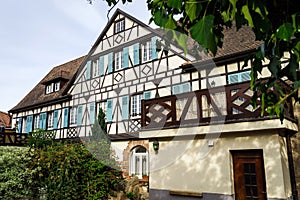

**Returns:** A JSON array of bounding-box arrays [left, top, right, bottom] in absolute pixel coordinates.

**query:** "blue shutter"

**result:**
[[143, 91, 151, 100], [151, 36, 158, 59], [17, 118, 22, 133], [39, 113, 47, 130], [108, 53, 113, 73], [123, 47, 129, 68], [99, 56, 104, 76], [26, 115, 33, 133], [122, 96, 129, 120], [228, 74, 239, 84], [133, 43, 140, 65], [172, 85, 181, 95], [90, 102, 95, 124], [86, 61, 91, 80], [63, 108, 69, 128], [241, 71, 251, 82], [182, 83, 191, 93], [77, 105, 83, 126], [53, 110, 59, 129], [106, 99, 113, 122]]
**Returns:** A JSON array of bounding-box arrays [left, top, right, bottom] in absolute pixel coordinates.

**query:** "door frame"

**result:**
[[231, 149, 267, 200]]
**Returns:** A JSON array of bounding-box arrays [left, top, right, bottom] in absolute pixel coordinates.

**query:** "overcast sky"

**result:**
[[0, 0, 151, 113]]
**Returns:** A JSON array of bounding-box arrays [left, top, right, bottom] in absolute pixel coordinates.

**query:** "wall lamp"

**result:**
[[153, 139, 159, 152]]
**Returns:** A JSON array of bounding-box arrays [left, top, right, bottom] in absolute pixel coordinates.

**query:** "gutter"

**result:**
[[285, 132, 299, 200]]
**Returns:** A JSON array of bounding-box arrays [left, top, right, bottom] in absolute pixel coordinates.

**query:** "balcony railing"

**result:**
[[141, 81, 295, 130]]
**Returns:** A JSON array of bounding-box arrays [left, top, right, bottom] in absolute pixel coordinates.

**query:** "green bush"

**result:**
[[29, 140, 124, 200], [0, 146, 39, 200]]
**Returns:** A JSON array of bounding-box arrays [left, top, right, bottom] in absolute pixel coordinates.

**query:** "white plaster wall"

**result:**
[[149, 131, 292, 199]]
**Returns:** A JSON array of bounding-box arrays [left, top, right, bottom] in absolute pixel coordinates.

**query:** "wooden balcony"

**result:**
[[141, 81, 295, 130]]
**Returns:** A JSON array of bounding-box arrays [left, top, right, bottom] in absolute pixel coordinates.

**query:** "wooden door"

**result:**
[[232, 150, 267, 200]]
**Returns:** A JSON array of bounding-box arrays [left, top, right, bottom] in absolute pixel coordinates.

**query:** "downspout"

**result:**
[[286, 133, 298, 200]]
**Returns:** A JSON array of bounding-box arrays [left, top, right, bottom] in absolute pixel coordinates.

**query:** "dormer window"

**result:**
[[46, 83, 53, 94], [54, 82, 60, 92], [46, 81, 61, 94], [115, 19, 125, 34]]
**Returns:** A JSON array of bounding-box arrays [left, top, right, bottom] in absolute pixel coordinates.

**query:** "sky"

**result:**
[[0, 0, 151, 113]]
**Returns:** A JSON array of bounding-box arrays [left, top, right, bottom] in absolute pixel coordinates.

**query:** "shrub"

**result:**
[[0, 146, 39, 200]]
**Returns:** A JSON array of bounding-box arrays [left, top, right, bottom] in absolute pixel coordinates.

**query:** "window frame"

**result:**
[[47, 111, 54, 129], [70, 107, 77, 126], [54, 82, 60, 92], [33, 114, 40, 130], [129, 146, 149, 178], [46, 83, 54, 94], [142, 41, 152, 62], [131, 94, 143, 117], [115, 51, 123, 71], [114, 18, 125, 34]]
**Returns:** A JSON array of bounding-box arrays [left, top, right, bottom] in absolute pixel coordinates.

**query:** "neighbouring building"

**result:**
[[0, 111, 11, 129], [9, 9, 299, 199]]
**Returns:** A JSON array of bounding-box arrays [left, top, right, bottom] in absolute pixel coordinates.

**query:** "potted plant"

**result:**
[[142, 174, 149, 181]]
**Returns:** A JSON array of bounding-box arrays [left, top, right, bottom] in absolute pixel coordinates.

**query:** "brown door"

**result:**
[[232, 150, 267, 200]]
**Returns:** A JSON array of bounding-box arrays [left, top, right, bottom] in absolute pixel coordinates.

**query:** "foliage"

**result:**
[[27, 129, 56, 149], [126, 191, 136, 200], [29, 141, 124, 200], [0, 146, 39, 200], [99, 0, 300, 121]]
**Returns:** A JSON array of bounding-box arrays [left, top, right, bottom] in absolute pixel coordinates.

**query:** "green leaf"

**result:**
[[276, 23, 295, 42], [242, 5, 253, 27], [173, 30, 188, 54], [185, 0, 202, 22], [153, 9, 168, 27], [292, 13, 300, 32], [167, 0, 182, 11], [268, 57, 280, 78], [190, 15, 215, 54], [165, 14, 177, 29]]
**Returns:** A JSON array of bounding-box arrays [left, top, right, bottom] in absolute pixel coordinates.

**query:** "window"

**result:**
[[33, 115, 40, 130], [115, 19, 125, 33], [142, 41, 152, 62], [92, 59, 99, 77], [172, 82, 191, 95], [115, 51, 123, 70], [54, 82, 60, 92], [70, 107, 77, 125], [131, 94, 143, 117], [129, 146, 149, 178], [228, 70, 251, 84], [47, 111, 54, 129], [46, 83, 53, 94]]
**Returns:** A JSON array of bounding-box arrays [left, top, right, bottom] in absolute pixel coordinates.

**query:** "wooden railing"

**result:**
[[0, 131, 29, 146], [141, 81, 295, 129]]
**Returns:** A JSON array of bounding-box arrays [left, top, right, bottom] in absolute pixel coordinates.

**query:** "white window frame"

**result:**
[[47, 111, 54, 129], [115, 51, 123, 71], [33, 115, 40, 130], [142, 41, 152, 62], [46, 83, 54, 94], [131, 94, 143, 117], [129, 146, 149, 179], [92, 59, 99, 77], [115, 19, 125, 33], [54, 82, 60, 92], [70, 107, 77, 126]]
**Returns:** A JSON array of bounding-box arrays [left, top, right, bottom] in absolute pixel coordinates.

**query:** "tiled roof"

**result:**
[[9, 56, 85, 112], [0, 111, 11, 127]]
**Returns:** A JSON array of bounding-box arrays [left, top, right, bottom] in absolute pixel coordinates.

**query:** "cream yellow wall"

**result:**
[[149, 130, 292, 199]]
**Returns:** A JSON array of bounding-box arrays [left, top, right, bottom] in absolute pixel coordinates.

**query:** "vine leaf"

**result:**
[[185, 0, 202, 22], [276, 23, 294, 42], [190, 15, 216, 54]]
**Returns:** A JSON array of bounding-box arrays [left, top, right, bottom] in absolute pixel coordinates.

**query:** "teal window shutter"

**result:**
[[182, 83, 191, 93], [106, 99, 113, 122], [241, 71, 251, 82], [99, 56, 104, 76], [39, 113, 47, 130], [123, 47, 129, 68], [25, 115, 33, 133], [172, 85, 181, 95], [86, 61, 91, 80], [143, 91, 151, 100], [151, 36, 158, 59], [133, 43, 140, 65], [17, 118, 22, 133], [77, 105, 83, 126], [90, 102, 95, 125], [53, 110, 59, 129], [108, 53, 113, 73], [63, 108, 69, 128], [122, 96, 129, 120]]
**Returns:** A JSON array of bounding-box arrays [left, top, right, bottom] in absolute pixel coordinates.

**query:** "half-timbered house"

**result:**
[[9, 9, 299, 199]]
